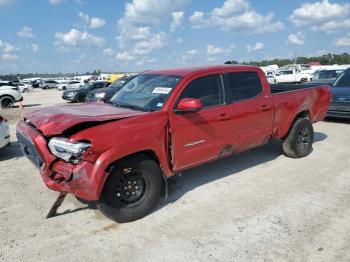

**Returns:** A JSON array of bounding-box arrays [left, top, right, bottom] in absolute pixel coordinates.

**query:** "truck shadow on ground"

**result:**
[[0, 142, 23, 161], [160, 133, 327, 209]]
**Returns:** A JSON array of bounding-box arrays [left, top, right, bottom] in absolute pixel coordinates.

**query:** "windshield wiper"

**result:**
[[113, 102, 146, 112]]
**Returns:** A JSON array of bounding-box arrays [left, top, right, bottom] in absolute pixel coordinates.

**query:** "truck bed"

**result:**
[[270, 83, 328, 94]]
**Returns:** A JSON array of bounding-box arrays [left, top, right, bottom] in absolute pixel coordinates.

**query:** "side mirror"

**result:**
[[175, 98, 202, 113]]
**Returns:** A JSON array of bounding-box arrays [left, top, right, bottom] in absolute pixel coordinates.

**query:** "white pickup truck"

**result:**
[[275, 69, 312, 84], [0, 84, 23, 109]]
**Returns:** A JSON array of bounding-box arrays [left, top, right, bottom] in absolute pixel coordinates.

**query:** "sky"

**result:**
[[0, 0, 349, 74]]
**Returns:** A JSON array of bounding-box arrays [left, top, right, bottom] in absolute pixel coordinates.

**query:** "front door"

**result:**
[[169, 74, 232, 171]]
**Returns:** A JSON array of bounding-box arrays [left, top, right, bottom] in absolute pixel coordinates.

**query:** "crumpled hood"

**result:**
[[25, 102, 148, 136]]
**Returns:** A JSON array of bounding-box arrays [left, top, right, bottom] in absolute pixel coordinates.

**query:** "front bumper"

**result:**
[[62, 94, 76, 101], [16, 121, 105, 200], [327, 103, 350, 119]]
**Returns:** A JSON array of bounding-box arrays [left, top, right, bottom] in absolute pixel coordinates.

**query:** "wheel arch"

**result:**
[[281, 109, 311, 140], [96, 149, 168, 200]]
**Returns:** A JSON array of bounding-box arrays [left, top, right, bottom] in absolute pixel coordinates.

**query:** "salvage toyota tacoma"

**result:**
[[16, 65, 331, 222]]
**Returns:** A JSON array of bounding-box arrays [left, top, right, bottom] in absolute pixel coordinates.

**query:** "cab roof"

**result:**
[[144, 64, 259, 77]]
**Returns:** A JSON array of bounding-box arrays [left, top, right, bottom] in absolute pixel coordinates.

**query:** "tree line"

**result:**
[[225, 52, 350, 67]]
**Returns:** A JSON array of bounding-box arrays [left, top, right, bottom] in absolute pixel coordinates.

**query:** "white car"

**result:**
[[39, 80, 59, 89], [0, 85, 23, 109], [16, 83, 33, 93], [275, 69, 311, 84], [65, 81, 84, 90], [57, 81, 70, 91], [0, 115, 10, 149]]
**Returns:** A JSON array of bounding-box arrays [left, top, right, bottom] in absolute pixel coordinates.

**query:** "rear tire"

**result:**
[[0, 96, 14, 109], [282, 118, 314, 158], [98, 155, 163, 223]]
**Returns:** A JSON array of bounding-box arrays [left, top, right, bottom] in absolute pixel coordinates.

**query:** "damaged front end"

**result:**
[[16, 120, 104, 201]]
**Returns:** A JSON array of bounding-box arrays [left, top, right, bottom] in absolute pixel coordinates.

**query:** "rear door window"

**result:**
[[178, 75, 224, 108], [225, 72, 263, 103]]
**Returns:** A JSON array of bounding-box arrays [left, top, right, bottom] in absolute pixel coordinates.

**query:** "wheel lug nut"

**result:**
[[135, 186, 139, 190], [133, 181, 137, 184]]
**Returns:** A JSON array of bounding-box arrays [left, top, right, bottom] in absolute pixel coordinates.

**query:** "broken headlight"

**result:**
[[48, 137, 90, 163]]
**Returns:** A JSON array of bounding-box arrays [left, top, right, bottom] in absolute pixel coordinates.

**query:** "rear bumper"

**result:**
[[16, 121, 104, 200], [62, 94, 76, 101]]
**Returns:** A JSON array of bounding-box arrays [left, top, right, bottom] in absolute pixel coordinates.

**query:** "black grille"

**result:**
[[17, 131, 44, 168]]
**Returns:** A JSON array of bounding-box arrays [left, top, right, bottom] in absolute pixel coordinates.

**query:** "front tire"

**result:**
[[98, 155, 163, 223], [282, 118, 314, 158], [0, 96, 14, 109], [76, 94, 85, 103]]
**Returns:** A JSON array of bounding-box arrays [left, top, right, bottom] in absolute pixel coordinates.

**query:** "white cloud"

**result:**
[[246, 42, 265, 52], [190, 0, 284, 34], [170, 11, 184, 31], [17, 26, 35, 38], [79, 12, 106, 29], [335, 33, 350, 46], [206, 44, 231, 55], [189, 11, 205, 28], [49, 0, 65, 5], [55, 29, 105, 47], [0, 40, 16, 53], [31, 44, 39, 52], [288, 32, 305, 45], [133, 32, 167, 55], [119, 0, 189, 27], [78, 12, 89, 24], [115, 51, 135, 61], [103, 48, 114, 56], [290, 0, 350, 33], [90, 17, 106, 28], [211, 0, 249, 17], [186, 49, 198, 55], [1, 53, 18, 61]]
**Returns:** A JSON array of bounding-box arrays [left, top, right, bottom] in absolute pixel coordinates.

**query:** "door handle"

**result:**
[[217, 114, 231, 121]]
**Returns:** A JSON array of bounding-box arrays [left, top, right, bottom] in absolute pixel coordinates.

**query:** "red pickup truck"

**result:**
[[17, 65, 331, 222]]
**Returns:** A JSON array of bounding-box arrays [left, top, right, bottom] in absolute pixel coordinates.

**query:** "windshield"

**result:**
[[109, 78, 130, 90], [109, 74, 182, 112], [313, 70, 343, 80], [333, 70, 350, 88]]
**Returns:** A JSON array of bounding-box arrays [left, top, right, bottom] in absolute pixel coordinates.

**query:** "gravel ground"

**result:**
[[0, 89, 350, 262]]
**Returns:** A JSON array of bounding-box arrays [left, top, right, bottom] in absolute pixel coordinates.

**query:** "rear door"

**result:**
[[224, 71, 274, 151], [169, 74, 233, 170]]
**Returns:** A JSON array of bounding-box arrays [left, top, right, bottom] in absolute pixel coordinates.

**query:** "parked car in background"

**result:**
[[327, 68, 350, 119], [61, 80, 85, 90], [309, 69, 344, 85], [16, 83, 33, 93], [31, 80, 41, 88], [86, 75, 135, 102], [40, 80, 59, 89], [275, 69, 311, 84], [62, 81, 109, 103], [17, 65, 331, 223], [107, 73, 125, 84], [56, 81, 70, 91], [0, 84, 22, 108], [0, 115, 10, 150]]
